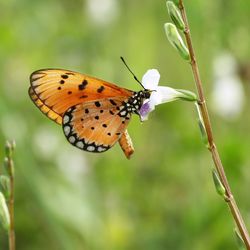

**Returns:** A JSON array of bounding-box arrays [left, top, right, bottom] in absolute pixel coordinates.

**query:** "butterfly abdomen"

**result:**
[[118, 130, 134, 159]]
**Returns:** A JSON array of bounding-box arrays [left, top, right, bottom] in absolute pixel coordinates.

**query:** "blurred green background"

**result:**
[[1, 0, 250, 249]]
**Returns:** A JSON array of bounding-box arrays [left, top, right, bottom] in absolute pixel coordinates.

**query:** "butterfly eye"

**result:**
[[144, 91, 151, 99]]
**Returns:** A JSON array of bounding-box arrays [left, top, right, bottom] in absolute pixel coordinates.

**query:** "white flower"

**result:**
[[139, 69, 196, 121], [211, 52, 245, 120], [86, 0, 118, 26]]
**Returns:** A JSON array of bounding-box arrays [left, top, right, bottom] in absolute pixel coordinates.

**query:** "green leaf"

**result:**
[[0, 175, 10, 199], [234, 229, 247, 250], [0, 192, 10, 232]]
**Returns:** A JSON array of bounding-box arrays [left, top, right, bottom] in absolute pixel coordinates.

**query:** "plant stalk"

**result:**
[[8, 175, 15, 250], [7, 158, 15, 250], [178, 0, 250, 248]]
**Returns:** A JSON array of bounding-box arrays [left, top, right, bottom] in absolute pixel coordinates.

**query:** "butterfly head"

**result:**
[[142, 89, 152, 99]]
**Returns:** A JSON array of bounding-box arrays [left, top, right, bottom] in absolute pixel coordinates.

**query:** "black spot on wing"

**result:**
[[61, 74, 68, 79], [78, 79, 88, 90], [80, 95, 88, 99], [110, 99, 117, 106], [97, 86, 105, 93], [95, 101, 101, 107]]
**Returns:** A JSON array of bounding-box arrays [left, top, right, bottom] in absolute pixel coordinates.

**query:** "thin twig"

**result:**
[[8, 163, 15, 250], [178, 0, 250, 248], [5, 142, 15, 250]]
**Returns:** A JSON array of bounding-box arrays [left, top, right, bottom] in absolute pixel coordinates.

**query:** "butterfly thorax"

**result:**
[[118, 90, 151, 117]]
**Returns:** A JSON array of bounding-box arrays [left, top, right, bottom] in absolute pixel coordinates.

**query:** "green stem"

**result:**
[[178, 0, 250, 248], [6, 153, 15, 250], [8, 169, 15, 250]]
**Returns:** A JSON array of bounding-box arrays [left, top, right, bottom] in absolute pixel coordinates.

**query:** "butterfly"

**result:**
[[29, 67, 151, 159]]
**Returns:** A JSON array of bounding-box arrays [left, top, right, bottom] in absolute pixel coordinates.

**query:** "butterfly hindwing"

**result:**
[[30, 84, 134, 157], [62, 97, 132, 153], [30, 69, 133, 118]]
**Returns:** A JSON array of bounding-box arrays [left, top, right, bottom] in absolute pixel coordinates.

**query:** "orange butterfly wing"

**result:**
[[30, 86, 134, 157], [62, 97, 131, 152], [29, 69, 133, 119], [28, 87, 62, 124], [29, 68, 136, 158]]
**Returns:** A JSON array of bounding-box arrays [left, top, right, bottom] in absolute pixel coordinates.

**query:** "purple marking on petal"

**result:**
[[139, 102, 151, 117]]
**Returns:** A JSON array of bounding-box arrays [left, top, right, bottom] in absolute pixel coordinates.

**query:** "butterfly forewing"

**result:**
[[62, 97, 132, 153], [30, 69, 133, 118], [28, 87, 63, 124]]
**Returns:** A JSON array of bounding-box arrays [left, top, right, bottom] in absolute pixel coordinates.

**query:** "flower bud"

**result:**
[[4, 157, 14, 177], [195, 103, 209, 147], [166, 1, 185, 31], [5, 141, 12, 158], [5, 140, 15, 159], [212, 169, 226, 197], [164, 23, 190, 61], [0, 192, 10, 232], [10, 140, 16, 151], [198, 120, 209, 147]]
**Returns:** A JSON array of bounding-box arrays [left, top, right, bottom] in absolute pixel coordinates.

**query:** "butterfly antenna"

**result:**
[[120, 57, 145, 89]]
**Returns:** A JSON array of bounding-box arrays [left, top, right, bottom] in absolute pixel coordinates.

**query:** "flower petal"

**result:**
[[139, 86, 182, 121], [139, 101, 152, 121], [148, 90, 162, 106], [139, 68, 197, 122], [155, 86, 182, 104], [141, 69, 160, 90]]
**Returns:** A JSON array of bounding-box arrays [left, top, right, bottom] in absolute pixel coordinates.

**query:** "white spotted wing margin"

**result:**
[[62, 97, 132, 153]]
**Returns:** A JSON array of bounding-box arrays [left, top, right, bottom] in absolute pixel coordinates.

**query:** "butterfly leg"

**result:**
[[119, 130, 134, 159]]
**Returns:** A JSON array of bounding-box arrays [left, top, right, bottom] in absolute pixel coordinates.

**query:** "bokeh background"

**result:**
[[1, 0, 250, 249]]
